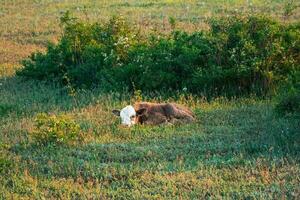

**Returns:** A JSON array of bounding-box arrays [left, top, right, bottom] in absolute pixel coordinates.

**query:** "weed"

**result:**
[[30, 113, 82, 145]]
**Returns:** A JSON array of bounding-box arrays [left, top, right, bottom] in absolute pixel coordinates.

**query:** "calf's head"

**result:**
[[112, 105, 147, 127]]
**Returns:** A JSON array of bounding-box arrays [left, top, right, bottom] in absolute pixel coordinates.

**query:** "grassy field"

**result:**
[[1, 78, 299, 199], [1, 0, 300, 199]]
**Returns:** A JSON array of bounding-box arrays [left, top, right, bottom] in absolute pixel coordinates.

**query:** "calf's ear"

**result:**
[[136, 108, 147, 115], [112, 109, 121, 116]]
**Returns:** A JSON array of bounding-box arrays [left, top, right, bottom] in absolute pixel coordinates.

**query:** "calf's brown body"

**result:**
[[134, 102, 195, 125]]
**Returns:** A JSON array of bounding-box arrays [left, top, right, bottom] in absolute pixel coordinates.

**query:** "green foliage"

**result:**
[[198, 16, 300, 96], [17, 43, 63, 81], [0, 104, 14, 117], [17, 14, 300, 97], [276, 90, 300, 117], [17, 13, 141, 89], [31, 113, 82, 145], [275, 71, 300, 117]]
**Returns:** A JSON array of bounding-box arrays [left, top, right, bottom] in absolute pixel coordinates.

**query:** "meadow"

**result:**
[[1, 0, 300, 199]]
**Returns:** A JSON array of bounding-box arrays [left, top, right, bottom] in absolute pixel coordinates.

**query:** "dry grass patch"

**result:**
[[0, 40, 42, 65]]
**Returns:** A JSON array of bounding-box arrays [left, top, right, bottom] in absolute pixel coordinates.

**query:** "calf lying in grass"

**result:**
[[112, 102, 195, 127]]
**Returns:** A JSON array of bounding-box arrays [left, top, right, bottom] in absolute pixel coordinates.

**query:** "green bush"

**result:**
[[276, 92, 300, 117], [17, 13, 300, 97], [275, 71, 300, 117], [17, 12, 141, 89], [192, 16, 300, 96], [31, 113, 82, 145]]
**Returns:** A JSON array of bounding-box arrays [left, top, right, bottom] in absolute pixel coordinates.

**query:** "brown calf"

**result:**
[[134, 102, 195, 125]]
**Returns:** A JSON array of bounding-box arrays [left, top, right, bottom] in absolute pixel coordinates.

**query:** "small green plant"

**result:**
[[169, 16, 176, 30], [132, 82, 143, 102], [275, 72, 300, 117], [31, 113, 82, 145], [63, 73, 77, 97]]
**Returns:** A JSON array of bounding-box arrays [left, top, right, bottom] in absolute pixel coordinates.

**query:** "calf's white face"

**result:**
[[112, 105, 136, 127]]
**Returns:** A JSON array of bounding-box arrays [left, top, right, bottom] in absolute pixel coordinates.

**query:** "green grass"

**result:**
[[0, 78, 299, 199], [1, 0, 300, 199]]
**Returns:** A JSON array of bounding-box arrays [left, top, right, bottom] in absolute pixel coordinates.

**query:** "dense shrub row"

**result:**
[[17, 13, 300, 97]]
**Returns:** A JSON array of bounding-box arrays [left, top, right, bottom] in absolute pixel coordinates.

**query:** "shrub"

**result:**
[[31, 113, 82, 145], [191, 16, 300, 96], [17, 12, 141, 89], [123, 31, 214, 92], [275, 71, 300, 117], [276, 91, 300, 117], [17, 13, 300, 97]]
